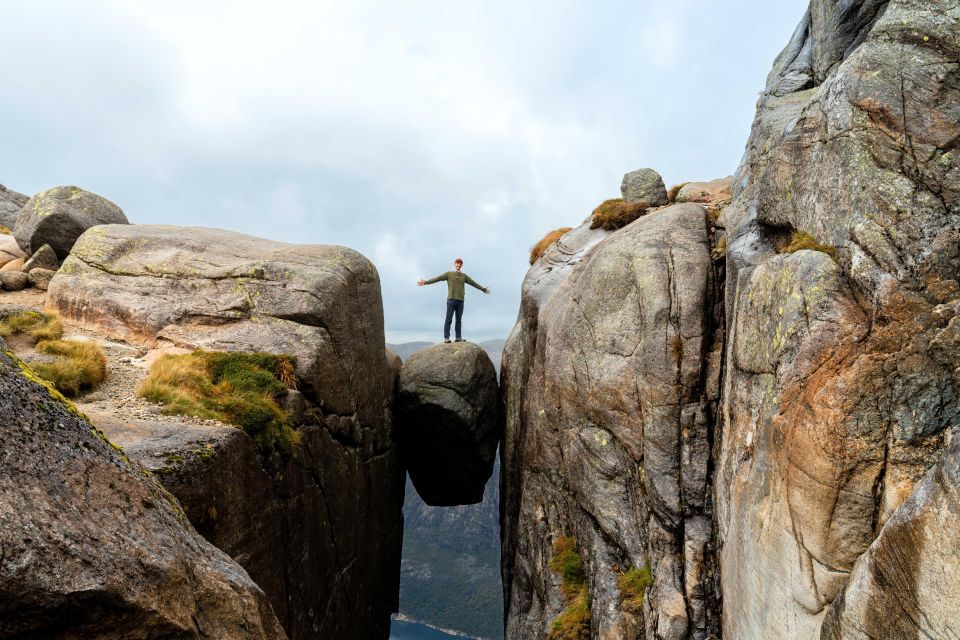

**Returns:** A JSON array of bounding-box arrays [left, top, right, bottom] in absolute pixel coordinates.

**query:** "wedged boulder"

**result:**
[[620, 168, 668, 208], [0, 348, 285, 639], [501, 203, 721, 639], [396, 341, 500, 506], [48, 224, 405, 640], [0, 233, 25, 267], [14, 185, 128, 258], [22, 243, 58, 272], [819, 438, 960, 640], [0, 184, 27, 229]]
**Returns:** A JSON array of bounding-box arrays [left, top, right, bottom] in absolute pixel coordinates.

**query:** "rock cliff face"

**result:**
[[501, 203, 723, 639], [0, 343, 286, 639], [45, 224, 404, 640], [501, 1, 960, 638]]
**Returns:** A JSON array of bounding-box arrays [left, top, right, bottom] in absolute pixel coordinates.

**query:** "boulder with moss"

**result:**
[[395, 341, 500, 506], [0, 345, 286, 639], [14, 185, 128, 258], [47, 223, 404, 640]]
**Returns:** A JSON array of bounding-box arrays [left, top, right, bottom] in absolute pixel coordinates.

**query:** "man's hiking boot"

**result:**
[[455, 338, 465, 342], [444, 339, 452, 343]]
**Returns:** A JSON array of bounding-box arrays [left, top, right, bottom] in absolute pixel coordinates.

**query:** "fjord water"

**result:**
[[389, 619, 468, 640]]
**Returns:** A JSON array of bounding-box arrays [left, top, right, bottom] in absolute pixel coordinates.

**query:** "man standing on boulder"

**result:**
[[418, 258, 490, 343]]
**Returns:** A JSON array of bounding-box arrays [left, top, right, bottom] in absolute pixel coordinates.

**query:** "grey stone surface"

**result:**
[[0, 184, 27, 229], [14, 185, 128, 258], [717, 1, 960, 638], [22, 243, 58, 272], [395, 341, 500, 506], [0, 271, 29, 291], [0, 350, 286, 639], [820, 439, 960, 640], [620, 168, 668, 208], [501, 203, 720, 639], [47, 223, 405, 640], [0, 233, 26, 268], [27, 267, 55, 291]]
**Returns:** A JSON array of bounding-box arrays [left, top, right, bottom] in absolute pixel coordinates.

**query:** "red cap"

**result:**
[[454, 257, 463, 264]]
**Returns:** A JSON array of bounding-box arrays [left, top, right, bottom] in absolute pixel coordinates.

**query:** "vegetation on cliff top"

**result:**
[[138, 350, 300, 455], [32, 339, 108, 397], [0, 311, 107, 397], [0, 311, 63, 343], [548, 535, 591, 640], [590, 198, 646, 231], [530, 227, 573, 264], [779, 229, 836, 259]]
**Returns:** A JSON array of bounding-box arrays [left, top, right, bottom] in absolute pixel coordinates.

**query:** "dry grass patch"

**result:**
[[32, 340, 108, 397], [0, 225, 11, 235], [618, 565, 652, 615], [779, 229, 837, 258], [667, 182, 689, 203], [139, 350, 300, 456], [548, 535, 590, 640], [530, 227, 573, 264], [0, 311, 63, 343], [590, 199, 646, 231]]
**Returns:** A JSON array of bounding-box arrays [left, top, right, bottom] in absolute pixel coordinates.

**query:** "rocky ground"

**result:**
[[1, 288, 232, 432]]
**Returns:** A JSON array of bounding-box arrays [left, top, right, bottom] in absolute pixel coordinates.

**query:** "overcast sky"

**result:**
[[0, 0, 805, 342]]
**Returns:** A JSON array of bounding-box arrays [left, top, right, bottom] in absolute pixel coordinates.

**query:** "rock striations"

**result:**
[[501, 1, 960, 639], [0, 343, 286, 639]]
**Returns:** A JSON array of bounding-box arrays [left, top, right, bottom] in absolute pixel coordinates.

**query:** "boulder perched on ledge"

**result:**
[[0, 346, 285, 639], [15, 186, 128, 258], [396, 342, 500, 506]]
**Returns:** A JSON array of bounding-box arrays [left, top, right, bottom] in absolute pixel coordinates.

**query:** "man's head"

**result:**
[[454, 258, 463, 271]]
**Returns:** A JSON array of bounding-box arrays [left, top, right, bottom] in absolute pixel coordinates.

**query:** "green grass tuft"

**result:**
[[590, 199, 647, 231], [618, 565, 652, 614], [548, 535, 590, 640], [138, 350, 300, 456], [779, 229, 837, 258], [32, 339, 108, 397], [0, 311, 63, 343]]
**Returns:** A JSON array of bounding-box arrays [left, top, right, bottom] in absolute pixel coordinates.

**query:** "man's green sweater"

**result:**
[[424, 271, 486, 301]]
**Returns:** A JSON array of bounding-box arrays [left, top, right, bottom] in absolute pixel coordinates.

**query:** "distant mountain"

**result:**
[[389, 339, 505, 639], [388, 339, 504, 373]]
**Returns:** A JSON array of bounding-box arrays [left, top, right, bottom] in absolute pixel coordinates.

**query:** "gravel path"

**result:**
[[1, 289, 229, 428]]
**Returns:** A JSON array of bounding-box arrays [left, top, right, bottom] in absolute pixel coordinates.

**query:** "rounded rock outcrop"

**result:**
[[396, 342, 500, 506], [620, 168, 668, 208], [14, 186, 128, 258]]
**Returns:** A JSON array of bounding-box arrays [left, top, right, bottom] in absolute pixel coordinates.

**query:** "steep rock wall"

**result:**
[[46, 224, 405, 640], [501, 204, 723, 639], [718, 1, 960, 637]]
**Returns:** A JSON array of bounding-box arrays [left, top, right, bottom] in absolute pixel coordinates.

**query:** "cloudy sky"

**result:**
[[0, 0, 805, 342]]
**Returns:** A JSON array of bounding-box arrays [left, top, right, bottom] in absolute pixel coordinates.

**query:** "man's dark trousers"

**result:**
[[444, 299, 464, 340]]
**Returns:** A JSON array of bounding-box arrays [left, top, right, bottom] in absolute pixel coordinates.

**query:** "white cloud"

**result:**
[[0, 0, 808, 342]]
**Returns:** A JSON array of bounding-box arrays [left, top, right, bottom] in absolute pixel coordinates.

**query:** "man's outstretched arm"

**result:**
[[417, 273, 448, 287], [464, 274, 491, 294]]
